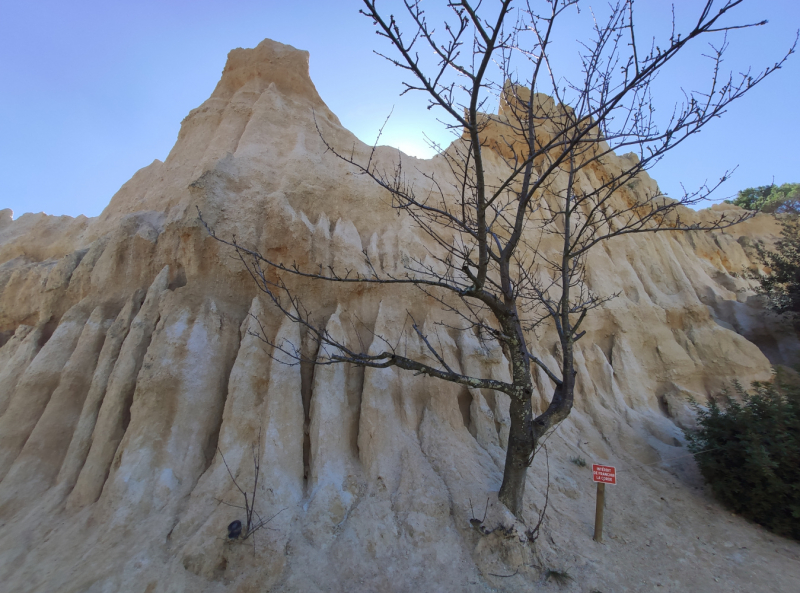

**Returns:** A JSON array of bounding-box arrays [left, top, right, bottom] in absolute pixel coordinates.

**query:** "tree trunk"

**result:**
[[498, 392, 534, 516], [498, 359, 575, 517]]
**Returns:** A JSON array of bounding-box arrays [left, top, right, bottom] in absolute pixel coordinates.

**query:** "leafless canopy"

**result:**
[[201, 0, 795, 515]]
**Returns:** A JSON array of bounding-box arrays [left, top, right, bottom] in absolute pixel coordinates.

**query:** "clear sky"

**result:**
[[1, 0, 798, 219]]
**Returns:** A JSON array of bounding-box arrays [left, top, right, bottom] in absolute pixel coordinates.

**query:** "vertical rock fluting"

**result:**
[[57, 290, 145, 495], [458, 329, 512, 456], [210, 297, 274, 473], [0, 304, 113, 512], [96, 292, 240, 516], [164, 299, 304, 587], [67, 267, 169, 508], [187, 296, 306, 510], [0, 38, 796, 593], [0, 324, 41, 417], [260, 311, 305, 503], [0, 301, 91, 482], [305, 306, 360, 539], [357, 301, 420, 494]]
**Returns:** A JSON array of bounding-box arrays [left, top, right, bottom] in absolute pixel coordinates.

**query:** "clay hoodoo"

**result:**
[[0, 38, 798, 592]]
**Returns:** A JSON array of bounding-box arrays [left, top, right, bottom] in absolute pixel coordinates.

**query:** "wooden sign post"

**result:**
[[592, 464, 616, 542]]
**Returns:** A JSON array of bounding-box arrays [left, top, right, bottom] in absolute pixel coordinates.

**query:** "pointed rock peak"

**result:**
[[247, 294, 265, 318], [499, 80, 559, 119], [273, 313, 301, 366], [332, 302, 345, 319], [319, 306, 347, 361], [326, 303, 347, 339], [300, 210, 315, 232], [240, 296, 266, 336], [315, 212, 331, 237], [152, 265, 170, 289], [210, 38, 327, 107], [333, 218, 361, 245]]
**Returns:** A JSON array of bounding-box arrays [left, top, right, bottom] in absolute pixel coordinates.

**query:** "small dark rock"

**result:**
[[227, 520, 242, 539]]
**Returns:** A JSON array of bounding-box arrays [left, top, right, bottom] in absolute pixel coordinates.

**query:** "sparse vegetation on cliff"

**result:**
[[726, 182, 800, 214], [752, 216, 800, 317]]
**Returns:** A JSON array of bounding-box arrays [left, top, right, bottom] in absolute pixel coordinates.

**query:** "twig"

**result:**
[[488, 570, 519, 578]]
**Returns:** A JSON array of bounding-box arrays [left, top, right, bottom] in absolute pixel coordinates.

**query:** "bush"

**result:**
[[752, 217, 800, 317], [685, 380, 800, 540]]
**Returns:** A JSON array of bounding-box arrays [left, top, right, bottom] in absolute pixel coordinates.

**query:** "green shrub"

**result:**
[[685, 380, 800, 540], [570, 456, 587, 467], [752, 217, 800, 317], [725, 182, 800, 213]]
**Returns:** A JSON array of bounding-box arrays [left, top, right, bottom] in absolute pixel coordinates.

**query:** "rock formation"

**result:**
[[0, 38, 798, 592]]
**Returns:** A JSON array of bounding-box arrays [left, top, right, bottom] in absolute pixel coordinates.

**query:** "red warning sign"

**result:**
[[592, 464, 616, 485]]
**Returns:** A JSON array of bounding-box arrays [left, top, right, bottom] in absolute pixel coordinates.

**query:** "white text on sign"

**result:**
[[592, 464, 616, 485]]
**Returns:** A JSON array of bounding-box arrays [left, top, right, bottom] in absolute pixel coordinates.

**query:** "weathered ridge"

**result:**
[[0, 39, 798, 592]]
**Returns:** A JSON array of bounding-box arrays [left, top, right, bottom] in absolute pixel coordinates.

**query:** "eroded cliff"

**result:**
[[0, 38, 798, 593]]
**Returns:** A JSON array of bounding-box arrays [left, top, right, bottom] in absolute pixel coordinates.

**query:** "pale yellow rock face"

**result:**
[[0, 38, 798, 592]]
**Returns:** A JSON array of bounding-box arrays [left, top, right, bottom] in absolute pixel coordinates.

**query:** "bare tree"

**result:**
[[215, 428, 286, 554], [200, 0, 795, 517]]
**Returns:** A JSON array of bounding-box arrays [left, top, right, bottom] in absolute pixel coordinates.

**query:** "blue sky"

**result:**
[[1, 0, 798, 219]]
